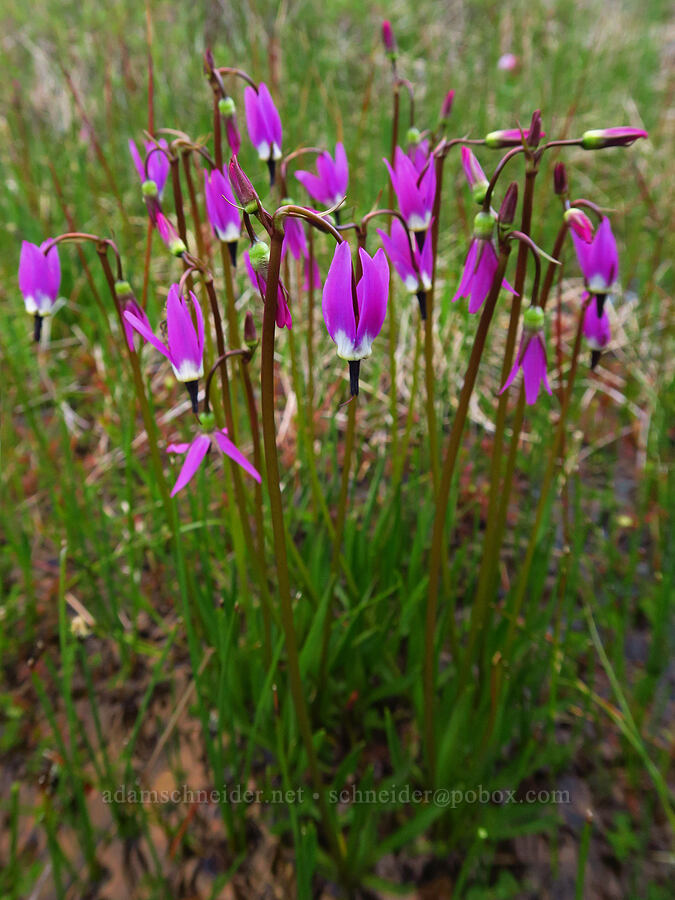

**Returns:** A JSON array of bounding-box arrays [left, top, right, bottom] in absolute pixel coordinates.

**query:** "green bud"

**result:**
[[170, 238, 187, 257], [523, 305, 545, 330], [218, 97, 236, 118], [471, 180, 489, 205], [141, 179, 158, 197], [281, 197, 294, 206], [406, 126, 422, 146], [200, 411, 216, 432], [244, 200, 258, 215], [580, 130, 604, 150], [473, 210, 494, 239], [249, 241, 270, 270], [114, 280, 132, 297], [477, 827, 488, 841]]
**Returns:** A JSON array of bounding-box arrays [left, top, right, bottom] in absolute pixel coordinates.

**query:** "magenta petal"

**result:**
[[322, 241, 356, 345], [226, 117, 241, 155], [166, 285, 202, 374], [244, 86, 264, 150], [461, 146, 486, 187], [521, 336, 550, 405], [124, 310, 171, 360], [170, 435, 211, 496], [333, 142, 348, 194], [258, 82, 282, 149], [213, 430, 261, 483], [19, 241, 39, 298], [146, 139, 169, 193], [42, 243, 61, 299], [166, 442, 191, 454], [453, 241, 477, 302], [593, 217, 619, 286], [416, 224, 434, 283], [303, 256, 322, 291], [128, 139, 145, 182], [377, 224, 415, 287], [282, 217, 307, 260], [295, 169, 325, 203], [499, 360, 520, 395], [355, 247, 389, 345]]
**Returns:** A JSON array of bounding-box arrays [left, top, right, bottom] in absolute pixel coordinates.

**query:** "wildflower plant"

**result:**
[[11, 12, 662, 899]]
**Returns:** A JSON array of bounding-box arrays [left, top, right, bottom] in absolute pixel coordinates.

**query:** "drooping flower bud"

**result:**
[[439, 90, 455, 124], [564, 208, 594, 243], [218, 96, 241, 155], [228, 156, 259, 214], [484, 126, 545, 148], [155, 213, 187, 257], [244, 310, 259, 354], [115, 281, 151, 353], [581, 127, 648, 150], [461, 147, 489, 205], [526, 110, 543, 148], [553, 162, 568, 197], [498, 182, 518, 230], [381, 20, 397, 59]]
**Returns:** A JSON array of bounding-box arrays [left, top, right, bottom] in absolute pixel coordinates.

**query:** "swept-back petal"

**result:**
[[333, 142, 348, 194], [41, 242, 61, 299], [166, 285, 202, 376], [214, 430, 261, 483], [128, 139, 145, 182], [258, 83, 282, 148], [376, 223, 415, 288], [170, 435, 211, 496], [452, 240, 477, 302], [123, 310, 171, 360], [190, 290, 205, 357], [322, 241, 356, 346], [19, 241, 40, 298], [244, 86, 264, 150], [295, 169, 325, 204], [355, 248, 389, 345], [591, 217, 619, 287]]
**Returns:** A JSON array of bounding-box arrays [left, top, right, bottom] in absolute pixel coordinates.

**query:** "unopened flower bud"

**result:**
[[485, 126, 545, 148], [244, 310, 258, 349], [473, 210, 495, 239], [527, 110, 542, 148], [381, 20, 397, 58], [523, 305, 545, 331], [228, 155, 259, 211], [564, 208, 594, 243], [553, 162, 568, 197], [581, 127, 648, 149], [406, 126, 422, 146], [498, 182, 518, 227], [141, 179, 158, 198], [218, 96, 236, 118], [248, 240, 270, 271], [440, 90, 455, 123]]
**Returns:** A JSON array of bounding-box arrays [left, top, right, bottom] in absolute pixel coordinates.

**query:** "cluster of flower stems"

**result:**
[[21, 25, 648, 885]]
